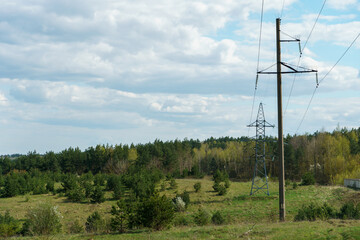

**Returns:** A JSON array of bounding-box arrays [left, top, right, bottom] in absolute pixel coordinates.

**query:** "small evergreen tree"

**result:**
[[85, 211, 105, 233], [194, 182, 201, 192], [91, 185, 105, 203]]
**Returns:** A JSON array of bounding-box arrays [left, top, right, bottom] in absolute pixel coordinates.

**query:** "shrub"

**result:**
[[338, 202, 360, 219], [111, 196, 141, 232], [85, 211, 106, 233], [0, 210, 21, 237], [193, 208, 211, 226], [179, 190, 190, 208], [66, 185, 86, 202], [46, 180, 55, 193], [160, 182, 167, 191], [169, 179, 178, 190], [173, 197, 186, 212], [224, 179, 230, 189], [111, 199, 130, 233], [68, 219, 84, 234], [194, 182, 201, 192], [138, 194, 175, 230], [294, 202, 336, 221], [91, 185, 105, 203], [173, 215, 192, 226], [300, 172, 315, 186], [292, 182, 298, 189], [213, 182, 220, 192], [22, 203, 62, 236], [217, 184, 227, 196], [212, 211, 226, 225], [113, 182, 125, 200]]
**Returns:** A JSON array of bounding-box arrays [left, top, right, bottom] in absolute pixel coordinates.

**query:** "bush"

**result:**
[[173, 215, 192, 226], [91, 185, 105, 203], [212, 211, 226, 225], [292, 182, 298, 189], [46, 180, 55, 193], [338, 202, 360, 219], [113, 182, 125, 200], [138, 194, 175, 230], [111, 197, 140, 232], [66, 185, 86, 202], [193, 208, 211, 226], [294, 202, 336, 221], [224, 179, 230, 189], [194, 182, 201, 192], [169, 179, 178, 190], [0, 211, 21, 237], [22, 203, 62, 236], [111, 200, 130, 233], [301, 172, 315, 186], [217, 184, 227, 196], [85, 211, 106, 233], [178, 190, 190, 208], [213, 182, 220, 192], [173, 197, 186, 212]]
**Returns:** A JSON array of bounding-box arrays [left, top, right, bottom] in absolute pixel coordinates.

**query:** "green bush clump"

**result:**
[[138, 194, 175, 230], [212, 170, 230, 196], [85, 211, 106, 233], [68, 219, 84, 234], [22, 203, 62, 236], [194, 182, 201, 192], [173, 215, 192, 226], [169, 178, 178, 190], [212, 210, 226, 225], [338, 202, 360, 219], [0, 211, 21, 237], [91, 185, 105, 203], [300, 172, 315, 186], [294, 202, 336, 221], [193, 208, 211, 226]]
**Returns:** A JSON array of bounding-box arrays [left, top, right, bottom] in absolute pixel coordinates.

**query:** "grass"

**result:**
[[1, 177, 360, 239]]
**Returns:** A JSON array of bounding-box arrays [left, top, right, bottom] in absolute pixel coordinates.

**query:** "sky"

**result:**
[[0, 0, 359, 154]]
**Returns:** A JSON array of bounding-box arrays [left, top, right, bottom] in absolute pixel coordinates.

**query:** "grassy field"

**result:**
[[1, 177, 360, 239]]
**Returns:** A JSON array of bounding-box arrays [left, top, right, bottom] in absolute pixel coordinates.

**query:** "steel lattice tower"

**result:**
[[247, 103, 274, 195]]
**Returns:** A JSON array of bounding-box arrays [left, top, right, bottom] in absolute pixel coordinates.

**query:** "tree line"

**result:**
[[0, 127, 359, 185]]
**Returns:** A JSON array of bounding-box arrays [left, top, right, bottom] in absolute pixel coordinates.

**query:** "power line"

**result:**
[[284, 0, 327, 115], [295, 32, 360, 133], [280, 0, 286, 18], [248, 0, 265, 136]]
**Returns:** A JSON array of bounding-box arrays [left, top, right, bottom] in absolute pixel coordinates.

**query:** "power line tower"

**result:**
[[248, 102, 274, 196]]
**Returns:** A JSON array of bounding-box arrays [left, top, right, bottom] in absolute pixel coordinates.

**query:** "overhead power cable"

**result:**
[[280, 0, 286, 18], [248, 0, 265, 136], [284, 0, 327, 115], [295, 32, 360, 133]]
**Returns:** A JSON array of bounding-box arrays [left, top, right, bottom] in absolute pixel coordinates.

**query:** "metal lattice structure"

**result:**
[[247, 103, 274, 195]]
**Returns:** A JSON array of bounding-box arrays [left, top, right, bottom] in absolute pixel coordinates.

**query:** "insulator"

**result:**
[[316, 72, 319, 88], [298, 42, 302, 56], [255, 74, 259, 89]]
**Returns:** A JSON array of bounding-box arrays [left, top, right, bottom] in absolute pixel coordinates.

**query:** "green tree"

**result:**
[[91, 185, 105, 203]]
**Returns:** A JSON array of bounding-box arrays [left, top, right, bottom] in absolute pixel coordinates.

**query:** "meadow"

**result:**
[[1, 177, 360, 239]]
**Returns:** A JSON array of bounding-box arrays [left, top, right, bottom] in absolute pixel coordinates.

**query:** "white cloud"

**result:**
[[327, 0, 357, 10]]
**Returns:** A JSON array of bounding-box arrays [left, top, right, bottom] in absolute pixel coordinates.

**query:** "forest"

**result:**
[[1, 127, 359, 186]]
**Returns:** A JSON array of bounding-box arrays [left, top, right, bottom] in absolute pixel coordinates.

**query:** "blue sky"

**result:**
[[0, 0, 359, 154]]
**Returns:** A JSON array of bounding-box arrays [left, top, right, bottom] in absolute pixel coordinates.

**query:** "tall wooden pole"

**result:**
[[276, 18, 285, 221]]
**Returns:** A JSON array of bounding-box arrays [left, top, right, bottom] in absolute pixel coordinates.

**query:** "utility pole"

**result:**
[[257, 18, 317, 222], [276, 18, 285, 222]]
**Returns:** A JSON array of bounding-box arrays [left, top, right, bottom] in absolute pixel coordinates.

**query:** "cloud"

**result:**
[[327, 0, 357, 10]]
